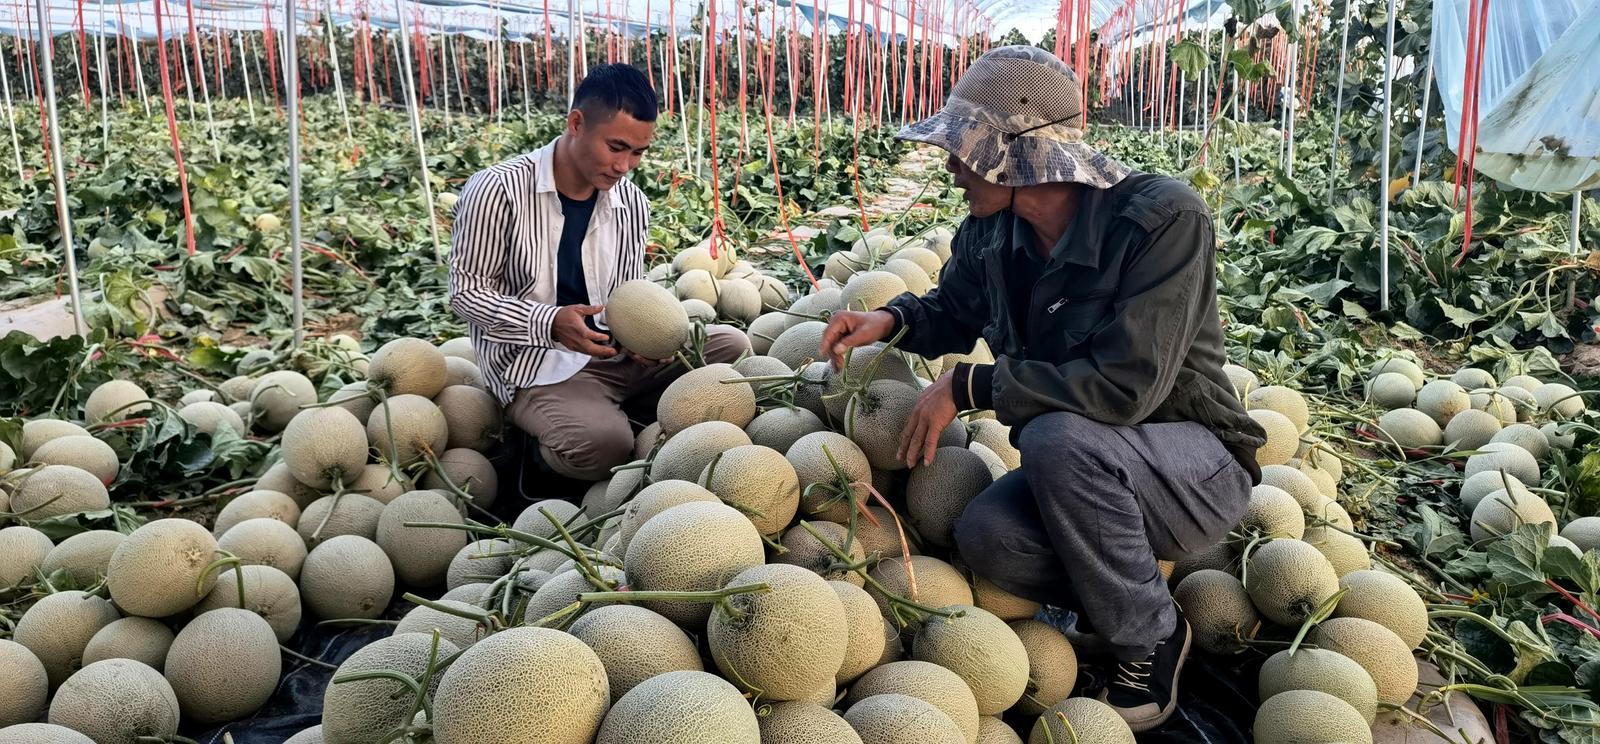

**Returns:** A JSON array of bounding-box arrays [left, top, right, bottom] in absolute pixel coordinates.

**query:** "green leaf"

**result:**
[[1341, 299, 1371, 321], [1485, 523, 1556, 598], [1170, 39, 1208, 78], [1438, 299, 1486, 328]]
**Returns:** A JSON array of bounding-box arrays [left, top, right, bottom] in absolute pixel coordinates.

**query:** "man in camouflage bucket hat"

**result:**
[[821, 46, 1266, 731]]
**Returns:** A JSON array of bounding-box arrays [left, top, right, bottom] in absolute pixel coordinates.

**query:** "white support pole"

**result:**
[[1325, 0, 1353, 199], [323, 6, 353, 142], [566, 0, 577, 107], [238, 29, 256, 122], [441, 28, 452, 121], [1282, 2, 1298, 178], [96, 4, 109, 150], [286, 0, 305, 350], [520, 37, 530, 118], [35, 0, 87, 335], [1568, 193, 1583, 307], [1377, 0, 1398, 312], [394, 0, 444, 262], [1, 26, 25, 185], [1411, 48, 1434, 185], [131, 13, 151, 115], [694, 0, 709, 174]]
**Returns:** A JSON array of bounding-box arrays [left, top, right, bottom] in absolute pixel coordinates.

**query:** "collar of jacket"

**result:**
[[997, 178, 1121, 270], [532, 138, 630, 212]]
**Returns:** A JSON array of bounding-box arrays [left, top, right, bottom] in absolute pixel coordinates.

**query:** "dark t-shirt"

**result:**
[[556, 191, 598, 307]]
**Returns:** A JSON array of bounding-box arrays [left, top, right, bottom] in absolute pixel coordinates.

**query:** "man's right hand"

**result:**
[[552, 305, 617, 358], [820, 310, 896, 369]]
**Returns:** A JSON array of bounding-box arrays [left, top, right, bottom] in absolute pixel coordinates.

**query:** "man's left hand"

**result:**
[[626, 350, 671, 367], [899, 371, 959, 468]]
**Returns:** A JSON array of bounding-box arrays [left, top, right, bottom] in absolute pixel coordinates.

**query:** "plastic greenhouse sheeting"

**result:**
[[1432, 0, 1600, 192]]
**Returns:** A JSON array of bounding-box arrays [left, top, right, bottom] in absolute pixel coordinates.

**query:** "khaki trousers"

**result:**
[[507, 325, 751, 480]]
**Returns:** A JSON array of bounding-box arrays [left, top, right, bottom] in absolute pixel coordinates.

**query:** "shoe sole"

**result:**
[[1123, 619, 1192, 733]]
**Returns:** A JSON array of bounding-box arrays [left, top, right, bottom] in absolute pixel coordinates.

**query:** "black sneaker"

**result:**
[[1096, 607, 1192, 732]]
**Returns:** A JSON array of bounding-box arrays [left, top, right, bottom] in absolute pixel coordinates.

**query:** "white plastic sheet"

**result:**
[[1432, 0, 1600, 192]]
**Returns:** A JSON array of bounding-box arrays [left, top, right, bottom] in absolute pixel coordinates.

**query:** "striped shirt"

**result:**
[[447, 139, 650, 405]]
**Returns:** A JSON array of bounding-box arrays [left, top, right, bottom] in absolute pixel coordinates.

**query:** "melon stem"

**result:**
[[419, 450, 497, 522], [577, 582, 772, 606], [196, 552, 247, 607], [404, 521, 582, 564], [1286, 587, 1347, 656], [371, 388, 409, 486], [401, 592, 498, 630], [539, 506, 611, 591], [796, 520, 962, 627], [280, 645, 338, 670]]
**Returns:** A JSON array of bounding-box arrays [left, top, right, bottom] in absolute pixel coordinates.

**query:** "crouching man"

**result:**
[[820, 46, 1266, 731], [448, 63, 748, 481]]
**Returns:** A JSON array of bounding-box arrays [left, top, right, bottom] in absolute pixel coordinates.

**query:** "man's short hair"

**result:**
[[573, 64, 659, 123]]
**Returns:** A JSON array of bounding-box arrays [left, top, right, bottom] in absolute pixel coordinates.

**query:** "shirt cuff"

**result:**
[[951, 362, 995, 411], [879, 305, 907, 337]]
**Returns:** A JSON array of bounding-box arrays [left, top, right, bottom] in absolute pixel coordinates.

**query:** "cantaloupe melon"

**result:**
[[1252, 689, 1373, 744], [1543, 422, 1577, 450], [218, 517, 308, 579], [596, 670, 760, 744], [1561, 517, 1600, 552], [1376, 408, 1443, 450], [510, 498, 584, 540], [1366, 372, 1417, 409], [1495, 385, 1538, 422], [1309, 617, 1419, 706], [1169, 541, 1237, 586], [1258, 647, 1378, 723], [658, 364, 756, 436], [47, 658, 180, 744], [1470, 390, 1518, 425], [778, 521, 866, 585], [838, 272, 909, 314], [911, 605, 1028, 715], [867, 556, 974, 622], [29, 436, 119, 485], [422, 448, 500, 509], [1416, 380, 1471, 426], [193, 565, 303, 642], [675, 269, 720, 304], [299, 535, 395, 620], [1443, 408, 1502, 451], [1257, 464, 1325, 513], [1302, 525, 1371, 576], [433, 385, 503, 452], [438, 336, 475, 363], [788, 432, 872, 523], [970, 575, 1039, 621], [1249, 409, 1299, 466], [376, 490, 469, 587], [1248, 385, 1310, 432], [106, 518, 218, 618], [1463, 441, 1541, 486], [1245, 539, 1339, 626], [1026, 698, 1135, 744], [1501, 374, 1544, 393], [1469, 489, 1556, 543], [649, 421, 752, 482], [709, 563, 850, 700], [1008, 619, 1077, 716], [1368, 357, 1425, 389], [672, 244, 728, 276], [36, 530, 122, 588], [19, 420, 91, 460], [367, 338, 448, 398], [85, 380, 152, 423], [623, 501, 766, 626], [256, 461, 323, 508], [1489, 423, 1550, 461], [0, 526, 52, 590], [569, 605, 704, 702], [823, 580, 886, 685], [906, 448, 993, 549], [9, 464, 111, 520], [745, 313, 791, 356], [1451, 367, 1497, 391], [744, 410, 825, 456], [81, 617, 174, 669], [922, 227, 955, 261], [823, 252, 869, 284], [216, 375, 257, 405], [322, 632, 459, 744], [1534, 382, 1585, 420], [846, 694, 967, 744], [367, 394, 449, 468], [444, 357, 485, 389], [284, 725, 324, 744], [1334, 570, 1427, 649], [750, 274, 792, 311], [794, 362, 835, 420], [521, 565, 627, 624], [1221, 364, 1259, 399], [0, 723, 96, 743], [298, 493, 386, 546], [250, 371, 318, 432], [890, 246, 943, 276], [965, 419, 1017, 468], [394, 600, 487, 650], [610, 480, 717, 553], [13, 590, 121, 685], [1174, 569, 1258, 654], [326, 382, 377, 425], [976, 717, 1022, 744], [768, 321, 830, 369], [882, 259, 934, 296], [759, 701, 864, 744], [733, 354, 794, 380], [1239, 485, 1305, 539], [0, 639, 48, 727], [715, 277, 765, 323], [164, 608, 280, 723], [446, 538, 514, 590], [432, 626, 610, 744], [179, 401, 247, 437]]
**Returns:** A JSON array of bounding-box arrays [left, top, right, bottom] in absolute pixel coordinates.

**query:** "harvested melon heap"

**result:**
[[4, 220, 1598, 744]]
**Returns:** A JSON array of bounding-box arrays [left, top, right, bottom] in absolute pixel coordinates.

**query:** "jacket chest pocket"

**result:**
[[1042, 289, 1116, 348]]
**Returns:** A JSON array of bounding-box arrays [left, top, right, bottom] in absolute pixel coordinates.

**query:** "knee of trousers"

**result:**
[[1017, 411, 1111, 475], [543, 428, 634, 480], [952, 504, 1012, 582], [702, 324, 753, 363]]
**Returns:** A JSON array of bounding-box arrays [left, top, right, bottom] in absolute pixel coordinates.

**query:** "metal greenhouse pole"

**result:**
[[1411, 48, 1433, 184], [324, 6, 354, 143], [1569, 193, 1583, 307], [395, 0, 444, 262], [34, 0, 88, 335], [286, 0, 305, 350], [0, 32, 23, 186], [1377, 0, 1398, 312], [567, 0, 577, 107], [1325, 0, 1352, 200]]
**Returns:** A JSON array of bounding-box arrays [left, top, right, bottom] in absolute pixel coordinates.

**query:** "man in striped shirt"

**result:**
[[448, 64, 750, 483]]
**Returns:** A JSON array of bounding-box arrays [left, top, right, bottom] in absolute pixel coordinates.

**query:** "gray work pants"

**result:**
[[953, 411, 1252, 661]]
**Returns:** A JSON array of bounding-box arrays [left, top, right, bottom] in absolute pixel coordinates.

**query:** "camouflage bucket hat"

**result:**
[[897, 45, 1130, 189]]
